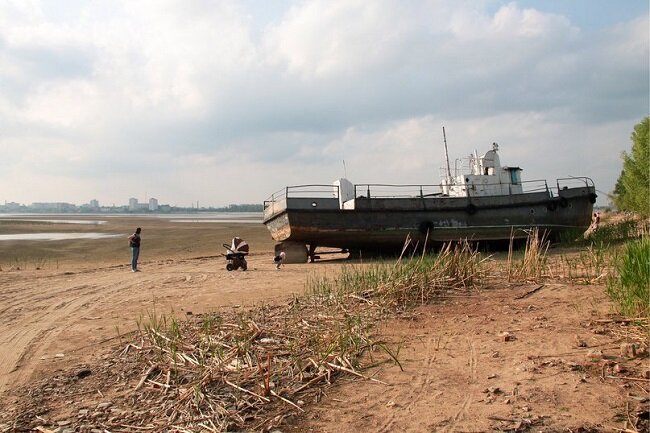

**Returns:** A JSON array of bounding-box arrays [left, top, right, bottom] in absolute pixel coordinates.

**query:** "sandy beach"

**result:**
[[0, 216, 338, 394], [0, 216, 648, 432]]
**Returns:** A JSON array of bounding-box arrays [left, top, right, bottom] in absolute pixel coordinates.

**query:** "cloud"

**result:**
[[264, 0, 421, 78], [0, 0, 647, 206]]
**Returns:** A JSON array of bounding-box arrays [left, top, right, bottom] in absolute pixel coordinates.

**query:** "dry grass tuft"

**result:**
[[507, 228, 550, 282], [112, 240, 488, 431]]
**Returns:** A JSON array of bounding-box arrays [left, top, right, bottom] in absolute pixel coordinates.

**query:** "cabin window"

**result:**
[[311, 202, 318, 207], [510, 170, 521, 185]]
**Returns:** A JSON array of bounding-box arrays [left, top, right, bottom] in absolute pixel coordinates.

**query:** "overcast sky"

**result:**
[[0, 0, 648, 207]]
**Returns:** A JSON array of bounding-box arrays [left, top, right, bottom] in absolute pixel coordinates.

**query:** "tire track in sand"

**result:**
[[0, 257, 317, 396], [0, 290, 96, 392], [0, 270, 158, 393], [440, 337, 477, 433], [376, 335, 443, 433]]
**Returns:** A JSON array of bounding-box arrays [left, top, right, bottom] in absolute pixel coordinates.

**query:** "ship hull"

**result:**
[[263, 186, 596, 251]]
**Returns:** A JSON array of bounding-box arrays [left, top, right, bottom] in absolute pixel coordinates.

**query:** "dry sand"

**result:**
[[0, 217, 340, 395], [0, 217, 648, 431], [293, 282, 649, 432]]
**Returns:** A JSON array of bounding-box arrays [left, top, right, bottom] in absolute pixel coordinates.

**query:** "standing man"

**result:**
[[128, 227, 142, 272]]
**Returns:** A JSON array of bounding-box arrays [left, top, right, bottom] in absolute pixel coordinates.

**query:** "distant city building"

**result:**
[[30, 202, 76, 212], [0, 197, 220, 214], [129, 198, 138, 211], [2, 201, 22, 211]]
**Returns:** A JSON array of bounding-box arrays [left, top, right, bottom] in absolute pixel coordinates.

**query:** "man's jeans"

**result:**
[[131, 247, 140, 271]]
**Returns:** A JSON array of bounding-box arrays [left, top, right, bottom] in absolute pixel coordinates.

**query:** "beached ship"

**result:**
[[263, 142, 596, 262]]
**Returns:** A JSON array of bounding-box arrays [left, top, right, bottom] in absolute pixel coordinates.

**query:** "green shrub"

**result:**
[[589, 218, 639, 245], [613, 117, 649, 217], [558, 217, 642, 247], [607, 237, 650, 317]]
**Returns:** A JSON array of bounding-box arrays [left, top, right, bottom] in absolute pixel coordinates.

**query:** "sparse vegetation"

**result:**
[[586, 216, 644, 245], [102, 231, 648, 431], [111, 241, 487, 431], [507, 228, 550, 281], [551, 213, 649, 316], [550, 213, 649, 284], [555, 244, 609, 284], [607, 237, 650, 318], [557, 213, 643, 247], [308, 240, 485, 309], [130, 300, 380, 430]]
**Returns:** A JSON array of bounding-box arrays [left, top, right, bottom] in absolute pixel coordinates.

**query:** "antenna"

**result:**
[[442, 127, 452, 181], [343, 159, 347, 178]]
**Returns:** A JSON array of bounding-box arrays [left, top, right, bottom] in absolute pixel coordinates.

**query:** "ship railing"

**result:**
[[355, 181, 554, 198], [517, 179, 550, 194], [263, 184, 340, 217], [285, 184, 340, 198], [264, 187, 288, 204], [264, 178, 592, 213], [555, 177, 595, 193], [354, 184, 444, 199], [264, 184, 340, 204]]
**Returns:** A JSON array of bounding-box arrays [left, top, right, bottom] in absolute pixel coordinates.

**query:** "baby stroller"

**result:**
[[223, 237, 249, 271]]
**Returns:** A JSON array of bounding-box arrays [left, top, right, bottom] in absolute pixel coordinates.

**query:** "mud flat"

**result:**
[[0, 213, 273, 271]]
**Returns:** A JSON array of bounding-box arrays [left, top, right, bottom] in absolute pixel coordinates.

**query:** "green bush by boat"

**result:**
[[607, 237, 650, 317]]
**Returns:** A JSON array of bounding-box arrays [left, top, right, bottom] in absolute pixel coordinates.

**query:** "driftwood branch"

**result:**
[[270, 390, 304, 412], [224, 379, 270, 402], [515, 284, 545, 299], [133, 365, 157, 392], [605, 375, 650, 383]]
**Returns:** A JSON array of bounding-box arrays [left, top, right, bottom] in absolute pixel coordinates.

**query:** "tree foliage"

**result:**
[[613, 117, 649, 217]]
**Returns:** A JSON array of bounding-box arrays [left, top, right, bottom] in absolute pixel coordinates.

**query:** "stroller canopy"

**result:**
[[229, 237, 249, 254]]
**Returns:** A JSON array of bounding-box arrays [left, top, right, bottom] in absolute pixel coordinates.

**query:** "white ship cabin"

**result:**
[[263, 143, 524, 216], [441, 143, 523, 197], [328, 144, 523, 211]]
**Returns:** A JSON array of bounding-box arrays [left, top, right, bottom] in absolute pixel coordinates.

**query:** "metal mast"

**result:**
[[442, 126, 452, 181]]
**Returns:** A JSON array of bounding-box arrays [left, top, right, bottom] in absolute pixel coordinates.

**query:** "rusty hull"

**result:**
[[263, 186, 596, 250]]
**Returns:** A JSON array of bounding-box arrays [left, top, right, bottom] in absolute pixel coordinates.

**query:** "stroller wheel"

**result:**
[[226, 263, 234, 271], [241, 261, 247, 271]]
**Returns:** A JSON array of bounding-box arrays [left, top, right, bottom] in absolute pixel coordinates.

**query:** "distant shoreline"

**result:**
[[0, 209, 263, 215], [0, 203, 264, 214], [0, 211, 262, 218]]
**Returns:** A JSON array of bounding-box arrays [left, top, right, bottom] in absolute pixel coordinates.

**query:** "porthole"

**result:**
[[311, 202, 318, 207]]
